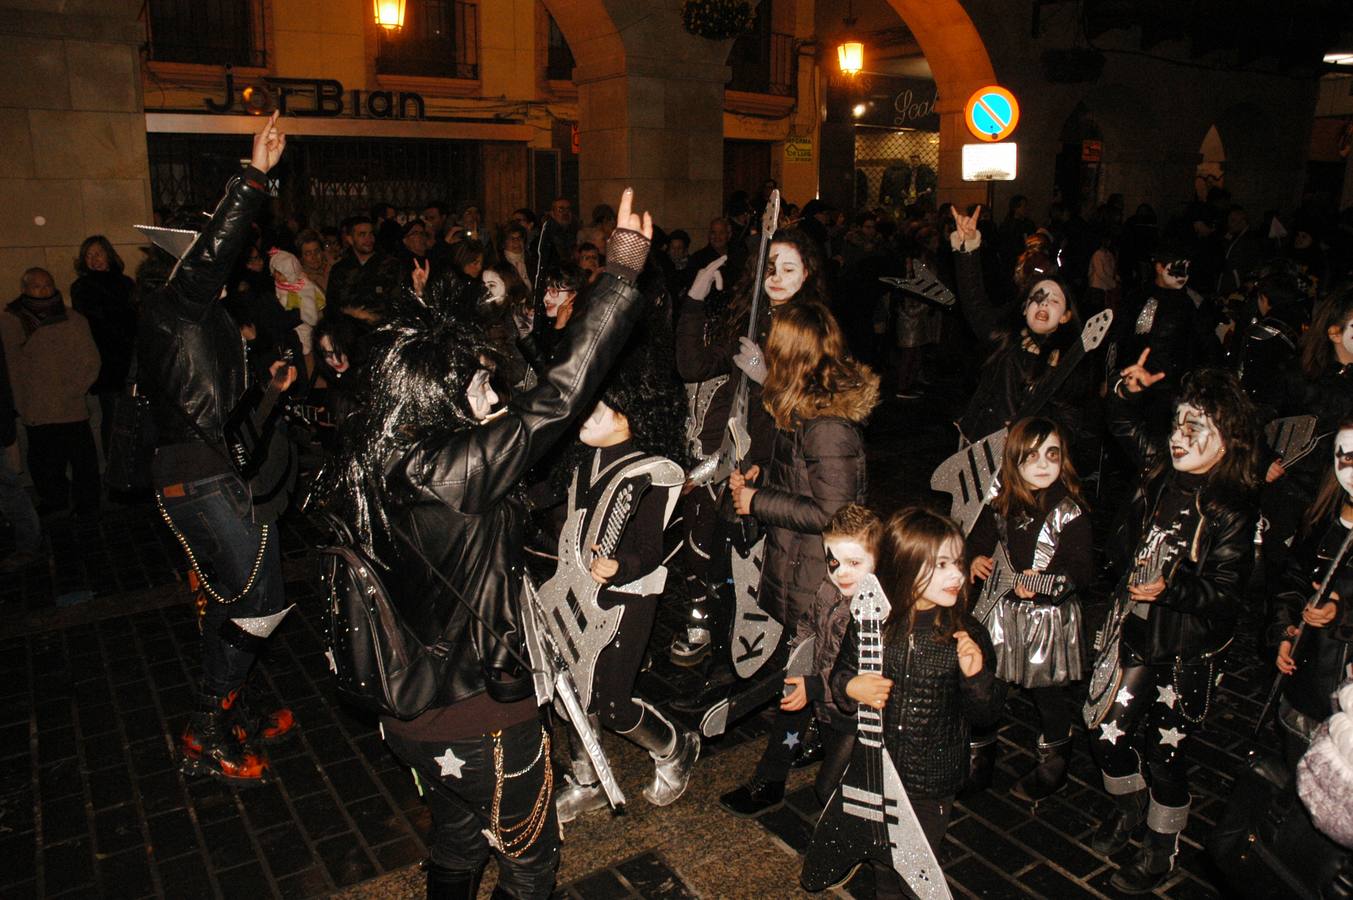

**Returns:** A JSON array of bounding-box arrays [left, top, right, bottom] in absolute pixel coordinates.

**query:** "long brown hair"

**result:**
[[879, 507, 968, 646], [715, 230, 828, 345], [1301, 285, 1353, 379], [992, 417, 1088, 520], [762, 301, 880, 430], [1173, 368, 1260, 494]]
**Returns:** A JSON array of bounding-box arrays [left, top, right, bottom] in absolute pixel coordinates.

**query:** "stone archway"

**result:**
[[882, 0, 998, 205]]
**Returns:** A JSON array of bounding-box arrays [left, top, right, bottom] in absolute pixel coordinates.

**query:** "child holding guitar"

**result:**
[[967, 416, 1094, 803], [1088, 364, 1259, 894], [826, 508, 1003, 898]]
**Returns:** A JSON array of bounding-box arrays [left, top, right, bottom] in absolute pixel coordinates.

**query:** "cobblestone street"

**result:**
[[1, 389, 1278, 898]]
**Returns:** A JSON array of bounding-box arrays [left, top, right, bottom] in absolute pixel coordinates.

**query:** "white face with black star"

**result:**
[[823, 538, 875, 597]]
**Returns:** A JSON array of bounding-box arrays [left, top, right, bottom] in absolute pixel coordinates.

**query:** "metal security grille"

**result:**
[[545, 11, 575, 81], [147, 134, 483, 229], [854, 128, 940, 208], [377, 0, 479, 79], [146, 0, 266, 68]]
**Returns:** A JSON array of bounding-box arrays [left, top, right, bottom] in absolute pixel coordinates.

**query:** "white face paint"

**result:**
[[465, 369, 498, 421], [916, 537, 965, 610], [482, 270, 506, 302], [1018, 433, 1063, 491], [578, 401, 628, 447], [1156, 260, 1190, 290], [1335, 428, 1353, 499], [823, 538, 876, 597], [1168, 403, 1226, 474], [1023, 279, 1070, 336], [544, 284, 574, 318], [764, 243, 806, 304]]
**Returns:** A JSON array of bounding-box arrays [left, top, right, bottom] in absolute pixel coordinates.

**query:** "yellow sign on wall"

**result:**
[[785, 133, 813, 163]]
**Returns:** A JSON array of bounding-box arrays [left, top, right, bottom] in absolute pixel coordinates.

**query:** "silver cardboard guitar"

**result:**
[[729, 535, 783, 679], [970, 543, 1070, 624]]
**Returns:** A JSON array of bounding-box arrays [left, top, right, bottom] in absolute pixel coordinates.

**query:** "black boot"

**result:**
[[956, 736, 997, 800], [1090, 789, 1147, 855], [719, 777, 785, 817], [180, 691, 270, 784], [1010, 733, 1072, 802], [229, 683, 298, 746], [1110, 828, 1178, 894], [426, 861, 483, 900]]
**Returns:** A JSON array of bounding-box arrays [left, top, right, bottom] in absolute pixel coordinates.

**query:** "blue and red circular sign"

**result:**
[[964, 86, 1020, 142]]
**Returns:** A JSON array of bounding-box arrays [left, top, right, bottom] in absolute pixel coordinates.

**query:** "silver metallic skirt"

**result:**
[[985, 595, 1085, 688]]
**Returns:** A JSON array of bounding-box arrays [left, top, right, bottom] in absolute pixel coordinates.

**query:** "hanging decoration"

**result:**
[[681, 0, 756, 40]]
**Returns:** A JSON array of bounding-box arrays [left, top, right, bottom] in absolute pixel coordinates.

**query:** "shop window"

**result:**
[[377, 0, 480, 80], [727, 2, 794, 96], [146, 0, 266, 68], [544, 10, 575, 81]]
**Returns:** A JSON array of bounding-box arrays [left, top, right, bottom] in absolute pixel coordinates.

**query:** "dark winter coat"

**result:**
[[71, 270, 137, 393], [1107, 389, 1257, 665], [749, 380, 875, 627], [795, 581, 854, 729], [831, 610, 1003, 798]]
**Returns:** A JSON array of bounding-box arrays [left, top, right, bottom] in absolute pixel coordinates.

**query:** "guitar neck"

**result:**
[[856, 617, 886, 747], [596, 484, 636, 560], [1013, 570, 1064, 596], [1017, 342, 1085, 419]]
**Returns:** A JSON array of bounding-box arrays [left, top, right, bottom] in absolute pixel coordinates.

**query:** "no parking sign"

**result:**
[[964, 86, 1019, 142]]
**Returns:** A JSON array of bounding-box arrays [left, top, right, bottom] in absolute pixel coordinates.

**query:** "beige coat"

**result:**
[[0, 305, 101, 426]]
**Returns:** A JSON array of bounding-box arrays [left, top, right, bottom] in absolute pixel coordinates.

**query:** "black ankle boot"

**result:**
[[1109, 828, 1178, 894], [956, 737, 997, 800], [426, 861, 483, 900], [1010, 734, 1072, 802], [719, 777, 785, 817], [180, 692, 270, 784], [1091, 790, 1147, 855]]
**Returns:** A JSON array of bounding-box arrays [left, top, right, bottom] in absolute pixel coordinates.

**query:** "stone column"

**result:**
[[567, 1, 735, 237], [0, 0, 152, 295]]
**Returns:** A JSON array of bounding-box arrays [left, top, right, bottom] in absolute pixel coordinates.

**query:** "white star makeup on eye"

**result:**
[[434, 748, 466, 778], [1157, 727, 1185, 748], [783, 732, 801, 750], [1168, 403, 1225, 475], [1335, 428, 1353, 499], [1099, 720, 1126, 745], [1115, 686, 1134, 707], [1156, 683, 1179, 709]]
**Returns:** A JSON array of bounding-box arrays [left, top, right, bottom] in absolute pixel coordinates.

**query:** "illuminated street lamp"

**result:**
[[837, 1, 863, 76], [374, 0, 407, 30]]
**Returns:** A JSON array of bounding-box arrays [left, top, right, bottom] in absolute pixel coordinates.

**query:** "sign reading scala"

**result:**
[[964, 85, 1019, 142], [205, 70, 426, 120]]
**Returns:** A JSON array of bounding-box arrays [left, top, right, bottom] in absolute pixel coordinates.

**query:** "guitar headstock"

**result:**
[[850, 573, 893, 623], [1081, 309, 1114, 352], [762, 190, 781, 242]]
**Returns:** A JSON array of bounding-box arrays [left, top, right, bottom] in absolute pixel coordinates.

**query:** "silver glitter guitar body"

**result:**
[[970, 542, 1070, 625], [729, 535, 783, 678], [1265, 415, 1320, 468], [536, 455, 684, 711], [801, 574, 952, 899]]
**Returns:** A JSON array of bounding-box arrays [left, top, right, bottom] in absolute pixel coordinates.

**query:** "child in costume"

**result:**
[[967, 416, 1094, 802], [831, 507, 1003, 898]]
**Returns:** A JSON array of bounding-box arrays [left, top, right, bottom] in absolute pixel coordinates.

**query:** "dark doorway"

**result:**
[[723, 140, 772, 211]]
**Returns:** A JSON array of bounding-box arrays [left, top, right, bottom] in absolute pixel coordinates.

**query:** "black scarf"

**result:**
[[8, 291, 68, 337]]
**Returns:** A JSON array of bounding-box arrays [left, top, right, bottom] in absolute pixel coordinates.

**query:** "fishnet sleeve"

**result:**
[[604, 227, 650, 282]]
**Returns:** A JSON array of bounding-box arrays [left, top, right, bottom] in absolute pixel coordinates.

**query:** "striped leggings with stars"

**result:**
[[1090, 661, 1211, 822]]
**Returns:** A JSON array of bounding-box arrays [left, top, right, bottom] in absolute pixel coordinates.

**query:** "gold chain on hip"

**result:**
[[156, 492, 270, 606], [487, 727, 553, 859]]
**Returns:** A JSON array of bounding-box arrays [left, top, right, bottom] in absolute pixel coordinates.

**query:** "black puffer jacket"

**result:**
[[1108, 389, 1257, 665], [795, 581, 853, 730], [138, 167, 268, 454], [831, 611, 1002, 798], [381, 270, 648, 708], [750, 380, 876, 627]]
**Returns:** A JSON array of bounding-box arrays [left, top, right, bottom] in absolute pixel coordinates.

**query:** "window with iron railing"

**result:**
[[727, 4, 793, 96], [545, 11, 575, 81], [377, 0, 480, 80], [146, 0, 266, 68]]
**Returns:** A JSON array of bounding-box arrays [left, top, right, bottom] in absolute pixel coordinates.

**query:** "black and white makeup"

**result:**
[[1335, 427, 1353, 499], [1023, 279, 1071, 336], [764, 243, 806, 304], [1168, 403, 1225, 474], [1157, 259, 1190, 290], [823, 537, 876, 597], [578, 401, 628, 448], [465, 368, 499, 421], [1018, 433, 1063, 490]]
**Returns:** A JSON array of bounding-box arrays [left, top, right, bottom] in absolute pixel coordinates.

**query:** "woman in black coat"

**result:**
[[71, 235, 136, 456]]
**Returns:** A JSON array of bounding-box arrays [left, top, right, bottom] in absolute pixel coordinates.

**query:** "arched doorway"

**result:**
[[1054, 102, 1104, 214], [1196, 125, 1226, 201]]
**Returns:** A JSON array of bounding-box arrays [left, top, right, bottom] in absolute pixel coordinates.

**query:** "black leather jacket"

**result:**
[[381, 271, 648, 708], [1108, 390, 1257, 665], [831, 611, 1002, 798], [138, 168, 268, 456]]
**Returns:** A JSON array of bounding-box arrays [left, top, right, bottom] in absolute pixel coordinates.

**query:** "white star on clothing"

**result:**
[[325, 647, 337, 674], [1099, 720, 1126, 745], [1114, 686, 1134, 707], [434, 747, 466, 778], [1156, 683, 1179, 709], [783, 732, 801, 750], [1158, 727, 1185, 748]]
